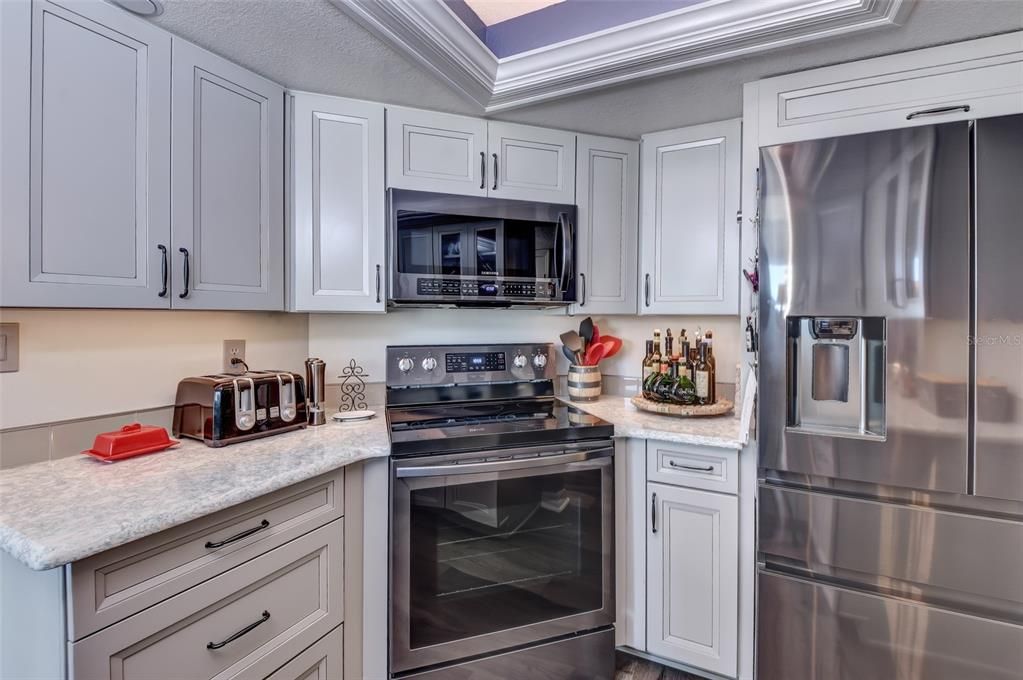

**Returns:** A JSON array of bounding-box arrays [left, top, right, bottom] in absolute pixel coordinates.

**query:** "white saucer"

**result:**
[[332, 410, 376, 422]]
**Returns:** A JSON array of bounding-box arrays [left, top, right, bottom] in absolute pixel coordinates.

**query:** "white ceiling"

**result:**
[[462, 0, 564, 26], [144, 0, 1023, 138]]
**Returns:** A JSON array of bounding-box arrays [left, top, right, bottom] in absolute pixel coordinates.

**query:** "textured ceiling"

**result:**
[[147, 0, 1023, 138], [462, 0, 563, 26]]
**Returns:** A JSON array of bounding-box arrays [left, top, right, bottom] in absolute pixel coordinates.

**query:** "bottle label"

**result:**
[[695, 370, 709, 398]]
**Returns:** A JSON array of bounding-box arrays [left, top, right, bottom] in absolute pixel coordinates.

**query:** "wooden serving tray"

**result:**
[[631, 395, 734, 417]]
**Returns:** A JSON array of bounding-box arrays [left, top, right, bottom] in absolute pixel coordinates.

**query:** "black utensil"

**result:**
[[579, 317, 594, 346]]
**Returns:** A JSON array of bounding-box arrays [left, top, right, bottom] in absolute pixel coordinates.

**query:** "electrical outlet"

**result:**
[[223, 339, 246, 374]]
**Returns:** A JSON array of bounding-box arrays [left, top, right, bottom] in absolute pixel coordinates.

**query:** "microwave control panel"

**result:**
[[416, 278, 555, 299]]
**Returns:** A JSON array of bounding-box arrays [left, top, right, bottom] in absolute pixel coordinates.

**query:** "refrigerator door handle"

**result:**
[[906, 104, 971, 120]]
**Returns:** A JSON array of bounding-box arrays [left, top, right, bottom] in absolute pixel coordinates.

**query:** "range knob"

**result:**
[[397, 357, 415, 373], [533, 353, 548, 369], [421, 356, 438, 372], [513, 352, 528, 369]]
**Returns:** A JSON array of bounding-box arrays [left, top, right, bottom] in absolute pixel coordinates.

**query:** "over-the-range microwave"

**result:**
[[388, 189, 576, 308]]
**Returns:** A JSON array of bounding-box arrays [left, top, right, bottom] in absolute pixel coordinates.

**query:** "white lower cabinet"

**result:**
[[646, 481, 739, 678]]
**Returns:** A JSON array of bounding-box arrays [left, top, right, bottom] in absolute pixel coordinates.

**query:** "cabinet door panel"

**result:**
[[640, 119, 740, 315], [386, 107, 486, 196], [172, 40, 284, 310], [1, 0, 170, 307], [291, 93, 385, 312], [647, 482, 738, 677], [488, 122, 575, 204], [575, 135, 638, 314]]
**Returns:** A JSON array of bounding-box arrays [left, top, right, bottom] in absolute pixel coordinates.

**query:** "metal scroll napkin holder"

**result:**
[[337, 359, 370, 412]]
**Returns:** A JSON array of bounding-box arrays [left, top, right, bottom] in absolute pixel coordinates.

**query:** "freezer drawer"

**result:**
[[759, 484, 1023, 619], [757, 571, 1023, 680]]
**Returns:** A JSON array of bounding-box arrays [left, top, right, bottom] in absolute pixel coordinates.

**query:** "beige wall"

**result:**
[[309, 310, 741, 386], [0, 309, 309, 430]]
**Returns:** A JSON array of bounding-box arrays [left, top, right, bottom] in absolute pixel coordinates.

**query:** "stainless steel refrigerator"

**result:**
[[757, 114, 1023, 679]]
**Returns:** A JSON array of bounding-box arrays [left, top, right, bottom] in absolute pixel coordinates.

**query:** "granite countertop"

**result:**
[[0, 415, 390, 571], [562, 395, 747, 450]]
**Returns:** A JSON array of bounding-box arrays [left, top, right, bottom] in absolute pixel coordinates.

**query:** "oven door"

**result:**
[[390, 443, 614, 674]]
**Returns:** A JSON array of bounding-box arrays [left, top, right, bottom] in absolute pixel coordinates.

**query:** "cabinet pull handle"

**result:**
[[178, 247, 190, 299], [492, 153, 498, 191], [906, 104, 970, 120], [206, 610, 270, 650], [157, 245, 168, 298], [480, 151, 486, 190], [644, 273, 651, 307], [669, 460, 715, 472], [376, 264, 382, 303], [651, 492, 657, 533], [205, 519, 270, 549], [580, 272, 586, 307]]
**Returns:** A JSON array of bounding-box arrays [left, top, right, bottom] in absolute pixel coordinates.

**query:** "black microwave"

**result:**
[[388, 189, 576, 308]]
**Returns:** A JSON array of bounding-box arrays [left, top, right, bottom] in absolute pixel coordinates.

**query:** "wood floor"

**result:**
[[615, 652, 704, 680]]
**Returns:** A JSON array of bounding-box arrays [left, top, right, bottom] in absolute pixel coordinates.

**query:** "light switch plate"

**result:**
[[0, 323, 19, 372]]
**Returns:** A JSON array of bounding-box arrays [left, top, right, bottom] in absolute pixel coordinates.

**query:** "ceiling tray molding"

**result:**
[[335, 0, 913, 112]]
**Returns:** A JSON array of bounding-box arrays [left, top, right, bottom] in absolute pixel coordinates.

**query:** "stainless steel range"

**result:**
[[386, 343, 616, 679]]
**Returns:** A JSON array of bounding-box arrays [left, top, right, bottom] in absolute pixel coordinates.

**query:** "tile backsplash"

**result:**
[[0, 406, 175, 469]]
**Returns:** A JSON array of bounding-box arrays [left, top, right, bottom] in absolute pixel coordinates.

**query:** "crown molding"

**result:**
[[334, 0, 913, 112]]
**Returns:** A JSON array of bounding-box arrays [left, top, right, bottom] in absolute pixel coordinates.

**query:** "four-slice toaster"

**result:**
[[173, 371, 307, 447]]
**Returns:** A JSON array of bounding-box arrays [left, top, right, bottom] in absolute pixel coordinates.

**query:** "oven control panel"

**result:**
[[386, 344, 557, 387], [445, 351, 506, 373]]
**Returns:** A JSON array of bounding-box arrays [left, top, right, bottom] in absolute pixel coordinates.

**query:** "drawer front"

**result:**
[[758, 570, 1023, 680], [264, 626, 343, 680], [647, 441, 738, 494], [69, 470, 343, 640], [71, 520, 343, 680]]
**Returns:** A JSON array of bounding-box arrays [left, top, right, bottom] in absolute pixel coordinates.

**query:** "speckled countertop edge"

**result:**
[[560, 395, 746, 450], [0, 416, 390, 570]]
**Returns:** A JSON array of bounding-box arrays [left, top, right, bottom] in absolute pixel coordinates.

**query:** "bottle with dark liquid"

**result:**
[[642, 340, 656, 382], [704, 330, 716, 373], [661, 329, 673, 374], [695, 342, 716, 405]]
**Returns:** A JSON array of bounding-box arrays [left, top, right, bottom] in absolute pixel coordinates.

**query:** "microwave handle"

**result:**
[[557, 213, 574, 295]]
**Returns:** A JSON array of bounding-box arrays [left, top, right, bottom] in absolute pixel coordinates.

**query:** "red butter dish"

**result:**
[[82, 423, 180, 462]]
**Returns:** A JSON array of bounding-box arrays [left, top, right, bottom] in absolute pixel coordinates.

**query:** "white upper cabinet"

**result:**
[[647, 482, 738, 678], [290, 93, 385, 312], [386, 110, 576, 203], [574, 135, 639, 314], [0, 0, 171, 308], [639, 119, 740, 316], [171, 40, 284, 310], [386, 107, 487, 197], [752, 32, 1023, 146], [487, 121, 576, 204]]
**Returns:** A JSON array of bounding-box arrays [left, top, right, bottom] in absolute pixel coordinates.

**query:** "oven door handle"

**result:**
[[395, 447, 611, 478]]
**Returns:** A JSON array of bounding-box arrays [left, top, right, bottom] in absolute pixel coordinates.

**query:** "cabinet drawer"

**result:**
[[70, 519, 343, 680], [647, 441, 738, 494], [69, 470, 343, 640], [265, 625, 343, 680]]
